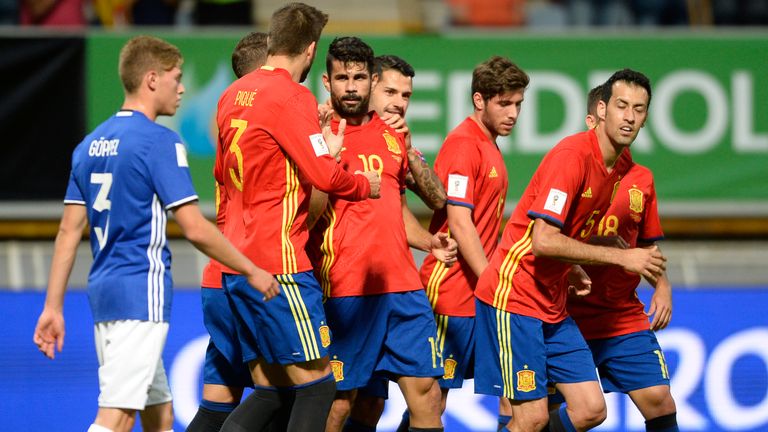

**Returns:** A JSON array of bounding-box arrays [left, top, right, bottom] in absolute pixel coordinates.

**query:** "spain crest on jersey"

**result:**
[[628, 186, 644, 214], [319, 325, 331, 348], [330, 359, 344, 382], [516, 368, 536, 392], [383, 132, 402, 155], [443, 358, 457, 380]]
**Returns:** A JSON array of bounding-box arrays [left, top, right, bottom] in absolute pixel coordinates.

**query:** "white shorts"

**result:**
[[94, 320, 172, 410]]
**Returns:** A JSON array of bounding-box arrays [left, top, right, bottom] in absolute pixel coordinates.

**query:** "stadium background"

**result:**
[[1, 6, 767, 431]]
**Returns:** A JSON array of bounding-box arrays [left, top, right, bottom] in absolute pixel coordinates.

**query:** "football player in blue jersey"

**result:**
[[32, 35, 278, 432]]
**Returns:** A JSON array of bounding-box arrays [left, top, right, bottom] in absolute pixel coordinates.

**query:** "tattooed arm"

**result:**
[[405, 142, 446, 210]]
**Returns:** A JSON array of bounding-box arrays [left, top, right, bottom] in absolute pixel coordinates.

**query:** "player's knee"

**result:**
[[641, 387, 677, 418], [332, 391, 356, 418], [577, 401, 607, 429]]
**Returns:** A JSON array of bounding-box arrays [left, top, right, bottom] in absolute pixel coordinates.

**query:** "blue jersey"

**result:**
[[64, 110, 198, 323]]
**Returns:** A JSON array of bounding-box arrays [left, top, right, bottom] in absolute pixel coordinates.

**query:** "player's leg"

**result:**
[[629, 385, 678, 431], [139, 355, 174, 431], [92, 320, 171, 432], [327, 389, 358, 431], [594, 331, 677, 431], [548, 318, 606, 431], [222, 271, 337, 431], [188, 286, 252, 431], [474, 300, 552, 431], [345, 379, 388, 431], [139, 402, 174, 432], [384, 290, 444, 430], [325, 294, 391, 432], [497, 397, 512, 431]]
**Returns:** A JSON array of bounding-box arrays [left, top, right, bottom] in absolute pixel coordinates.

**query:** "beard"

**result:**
[[331, 92, 370, 117]]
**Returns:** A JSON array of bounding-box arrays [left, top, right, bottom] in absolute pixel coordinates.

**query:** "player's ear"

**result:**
[[371, 72, 379, 87], [146, 70, 159, 91], [597, 100, 607, 122], [306, 41, 316, 59], [322, 72, 330, 92], [472, 92, 485, 111]]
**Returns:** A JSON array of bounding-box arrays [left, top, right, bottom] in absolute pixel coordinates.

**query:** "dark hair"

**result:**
[[326, 36, 375, 75], [586, 84, 603, 117], [601, 68, 652, 107], [268, 2, 328, 56], [471, 56, 529, 102], [374, 55, 414, 78], [232, 32, 268, 78]]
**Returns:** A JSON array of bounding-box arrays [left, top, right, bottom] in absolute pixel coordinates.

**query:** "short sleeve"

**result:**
[[148, 131, 199, 210], [639, 176, 664, 243], [63, 170, 86, 205], [526, 148, 585, 228], [436, 137, 480, 209]]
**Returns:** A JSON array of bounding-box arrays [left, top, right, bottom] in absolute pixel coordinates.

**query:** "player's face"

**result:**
[[325, 60, 372, 118], [598, 81, 649, 148], [478, 89, 524, 138], [156, 66, 184, 116], [370, 69, 413, 117]]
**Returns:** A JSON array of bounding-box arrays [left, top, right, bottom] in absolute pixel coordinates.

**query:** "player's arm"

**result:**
[[172, 202, 279, 300], [642, 243, 672, 330], [446, 204, 487, 278], [531, 218, 666, 281], [402, 195, 457, 266], [381, 112, 446, 210], [33, 204, 87, 359], [405, 145, 446, 210], [307, 188, 328, 230]]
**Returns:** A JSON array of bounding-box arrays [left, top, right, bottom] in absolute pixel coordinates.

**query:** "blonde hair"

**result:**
[[119, 35, 183, 94]]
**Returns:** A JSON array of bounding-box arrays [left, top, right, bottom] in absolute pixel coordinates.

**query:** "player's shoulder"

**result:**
[[552, 129, 593, 155], [625, 163, 655, 185]]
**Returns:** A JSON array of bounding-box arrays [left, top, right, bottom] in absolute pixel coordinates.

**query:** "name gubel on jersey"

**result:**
[[89, 137, 120, 157]]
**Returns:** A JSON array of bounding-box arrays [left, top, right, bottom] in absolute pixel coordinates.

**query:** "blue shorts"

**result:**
[[474, 299, 597, 400], [324, 290, 443, 391], [223, 271, 331, 365], [590, 330, 670, 393], [549, 330, 670, 404], [435, 313, 474, 389], [357, 376, 390, 399], [201, 287, 252, 387]]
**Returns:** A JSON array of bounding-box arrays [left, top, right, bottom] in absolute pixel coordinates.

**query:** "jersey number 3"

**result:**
[[90, 172, 112, 250]]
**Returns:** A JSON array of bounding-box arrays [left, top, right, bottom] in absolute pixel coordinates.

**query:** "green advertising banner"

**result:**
[[87, 32, 768, 216]]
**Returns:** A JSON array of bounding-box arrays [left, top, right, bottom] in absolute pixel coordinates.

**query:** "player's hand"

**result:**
[[430, 232, 458, 267], [246, 268, 280, 301], [588, 235, 629, 249], [317, 99, 333, 126], [567, 265, 592, 297], [33, 307, 65, 360], [621, 245, 666, 283], [322, 117, 345, 162], [380, 112, 409, 136], [647, 283, 672, 331], [357, 171, 381, 199]]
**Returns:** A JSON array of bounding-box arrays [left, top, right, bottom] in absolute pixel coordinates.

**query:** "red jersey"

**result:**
[[566, 164, 664, 339], [420, 118, 508, 317], [475, 128, 633, 323], [200, 182, 226, 289], [308, 113, 422, 298], [216, 66, 370, 275]]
